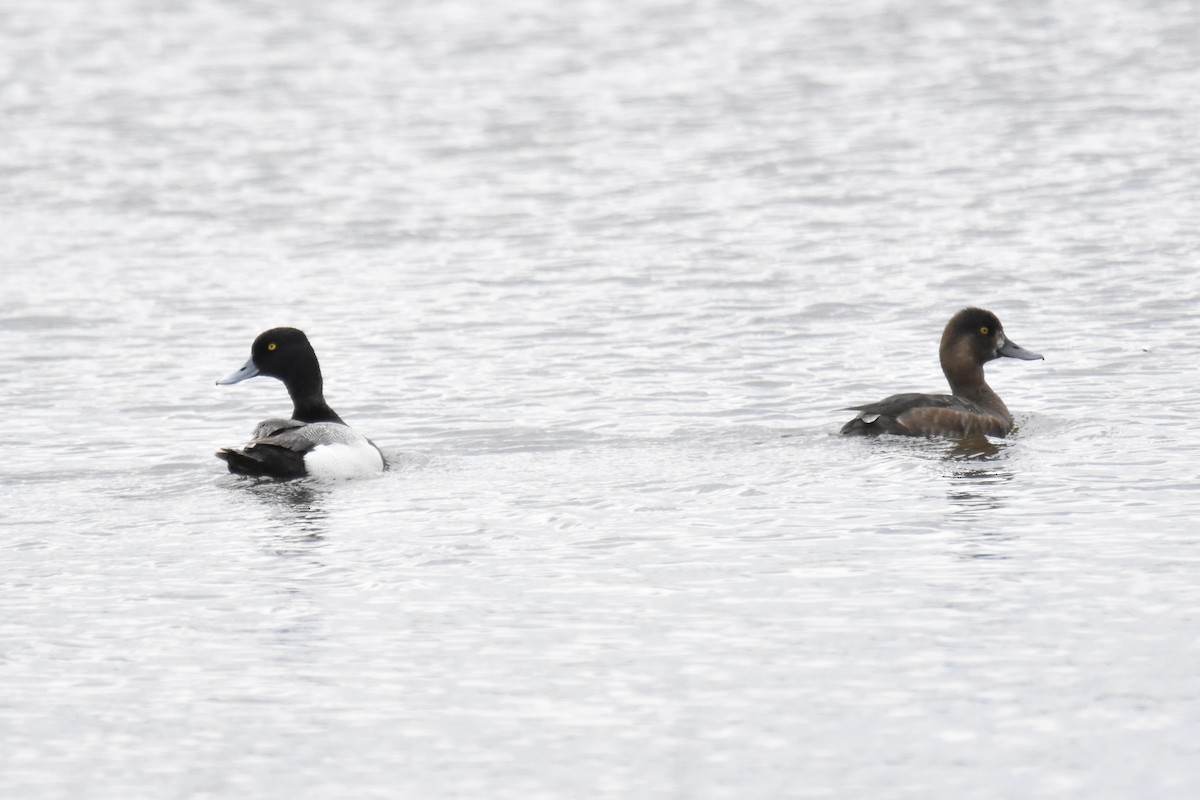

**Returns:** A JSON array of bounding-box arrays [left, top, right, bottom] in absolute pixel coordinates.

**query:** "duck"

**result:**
[[840, 308, 1042, 438], [215, 327, 385, 479]]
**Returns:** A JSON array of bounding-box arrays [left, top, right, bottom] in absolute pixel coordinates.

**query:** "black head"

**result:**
[[217, 327, 321, 386], [217, 327, 342, 424], [247, 327, 319, 381]]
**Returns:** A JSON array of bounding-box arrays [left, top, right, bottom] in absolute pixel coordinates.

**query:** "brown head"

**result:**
[[939, 308, 1042, 395]]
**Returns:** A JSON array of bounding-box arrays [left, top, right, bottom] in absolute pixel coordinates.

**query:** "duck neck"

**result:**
[[285, 374, 345, 425], [944, 361, 1011, 425]]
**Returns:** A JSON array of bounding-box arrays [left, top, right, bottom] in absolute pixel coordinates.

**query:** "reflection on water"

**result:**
[[944, 435, 1003, 460], [226, 477, 331, 545], [935, 436, 1021, 560], [942, 438, 1014, 511]]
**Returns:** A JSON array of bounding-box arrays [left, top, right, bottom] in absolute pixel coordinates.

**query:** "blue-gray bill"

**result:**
[[998, 338, 1042, 360], [216, 358, 260, 385]]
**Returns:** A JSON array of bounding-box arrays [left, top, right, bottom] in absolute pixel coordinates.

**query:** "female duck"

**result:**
[[216, 327, 385, 479], [841, 308, 1042, 438]]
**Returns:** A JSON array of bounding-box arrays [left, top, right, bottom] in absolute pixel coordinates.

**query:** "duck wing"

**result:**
[[841, 393, 1004, 437], [248, 418, 306, 440], [215, 419, 321, 479], [217, 421, 383, 479]]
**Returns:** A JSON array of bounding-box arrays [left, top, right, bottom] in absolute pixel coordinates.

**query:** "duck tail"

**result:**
[[215, 445, 307, 479]]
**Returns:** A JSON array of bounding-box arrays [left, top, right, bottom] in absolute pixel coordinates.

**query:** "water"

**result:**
[[3, 1, 1200, 797]]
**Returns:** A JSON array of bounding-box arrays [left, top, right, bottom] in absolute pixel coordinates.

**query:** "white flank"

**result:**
[[303, 440, 385, 480]]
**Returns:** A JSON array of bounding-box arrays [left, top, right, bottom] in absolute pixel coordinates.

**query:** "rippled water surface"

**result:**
[[3, 1, 1200, 797]]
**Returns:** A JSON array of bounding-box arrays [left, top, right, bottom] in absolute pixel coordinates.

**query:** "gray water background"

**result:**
[[2, 1, 1200, 797]]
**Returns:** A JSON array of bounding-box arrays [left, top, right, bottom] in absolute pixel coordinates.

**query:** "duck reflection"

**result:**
[[936, 436, 1022, 558], [946, 434, 1002, 460], [217, 481, 331, 653], [223, 477, 331, 547], [941, 437, 1014, 511]]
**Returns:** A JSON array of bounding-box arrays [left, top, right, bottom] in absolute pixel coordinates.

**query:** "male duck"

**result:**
[[215, 327, 385, 479], [841, 308, 1043, 438]]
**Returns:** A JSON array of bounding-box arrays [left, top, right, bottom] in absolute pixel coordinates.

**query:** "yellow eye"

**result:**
[[267, 342, 277, 351], [979, 326, 989, 335]]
